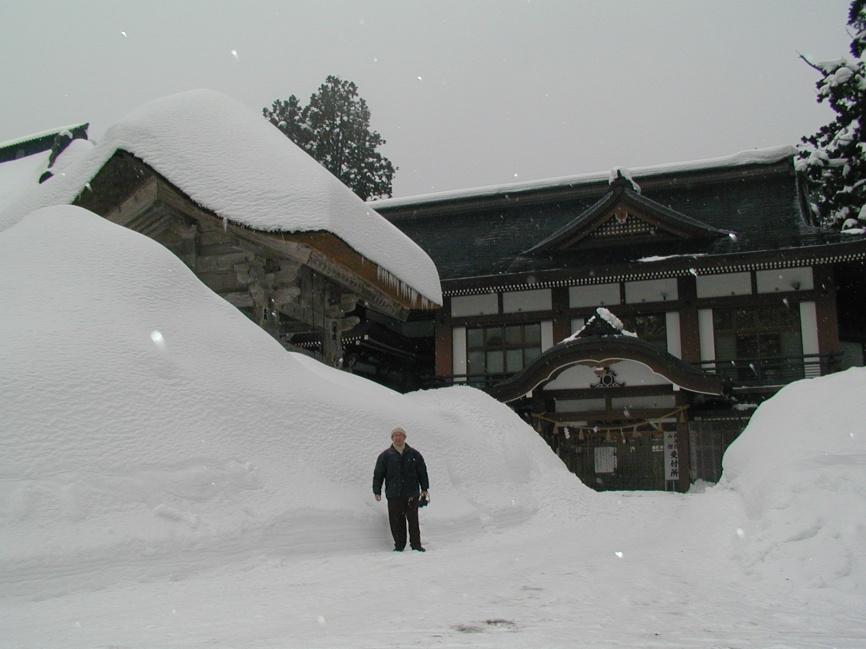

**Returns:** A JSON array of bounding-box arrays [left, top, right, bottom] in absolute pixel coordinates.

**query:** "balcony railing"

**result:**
[[430, 353, 842, 393], [696, 353, 841, 388]]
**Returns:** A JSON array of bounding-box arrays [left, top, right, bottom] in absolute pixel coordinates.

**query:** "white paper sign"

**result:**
[[594, 446, 617, 474], [664, 429, 680, 482]]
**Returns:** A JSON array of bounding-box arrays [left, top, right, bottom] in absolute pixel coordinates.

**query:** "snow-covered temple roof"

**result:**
[[0, 90, 441, 306]]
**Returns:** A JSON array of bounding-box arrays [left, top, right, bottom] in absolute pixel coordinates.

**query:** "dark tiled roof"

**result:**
[[377, 158, 851, 282]]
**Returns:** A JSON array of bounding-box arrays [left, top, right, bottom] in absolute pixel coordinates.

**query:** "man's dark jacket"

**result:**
[[373, 444, 429, 500]]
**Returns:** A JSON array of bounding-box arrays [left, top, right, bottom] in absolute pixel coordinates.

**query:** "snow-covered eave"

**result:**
[[0, 122, 89, 152], [60, 147, 443, 308], [372, 145, 796, 211], [261, 227, 442, 309]]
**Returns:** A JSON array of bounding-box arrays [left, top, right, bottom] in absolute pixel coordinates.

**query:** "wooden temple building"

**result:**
[[375, 147, 866, 491]]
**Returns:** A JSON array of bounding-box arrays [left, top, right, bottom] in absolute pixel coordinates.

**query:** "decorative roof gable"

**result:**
[[527, 171, 731, 253]]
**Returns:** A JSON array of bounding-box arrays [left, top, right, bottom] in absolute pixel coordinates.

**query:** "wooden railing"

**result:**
[[697, 353, 841, 388], [429, 353, 842, 392]]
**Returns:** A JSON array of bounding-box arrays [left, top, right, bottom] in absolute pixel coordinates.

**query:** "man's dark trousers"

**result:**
[[388, 496, 420, 550]]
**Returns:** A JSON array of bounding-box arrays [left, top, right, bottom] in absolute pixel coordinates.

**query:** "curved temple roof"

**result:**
[[489, 335, 724, 403]]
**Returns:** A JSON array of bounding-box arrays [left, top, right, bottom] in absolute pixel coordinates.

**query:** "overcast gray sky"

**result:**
[[0, 0, 853, 197]]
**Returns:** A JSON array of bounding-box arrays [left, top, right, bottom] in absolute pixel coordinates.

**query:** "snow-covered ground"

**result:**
[[2, 206, 865, 648]]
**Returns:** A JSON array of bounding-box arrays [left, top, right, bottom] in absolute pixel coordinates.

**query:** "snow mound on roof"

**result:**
[[719, 367, 866, 592], [0, 205, 576, 596], [0, 89, 440, 305]]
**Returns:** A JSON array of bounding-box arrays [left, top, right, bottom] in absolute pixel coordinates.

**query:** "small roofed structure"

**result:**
[[489, 308, 724, 491], [491, 307, 724, 403], [0, 90, 441, 367]]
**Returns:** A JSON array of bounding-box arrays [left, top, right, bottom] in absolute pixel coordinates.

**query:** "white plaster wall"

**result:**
[[569, 283, 620, 308], [696, 272, 752, 298], [665, 311, 682, 359], [625, 278, 679, 303], [570, 318, 585, 338], [698, 308, 715, 363], [452, 326, 467, 379], [541, 320, 554, 351], [799, 301, 820, 356], [543, 364, 598, 390], [450, 293, 498, 317], [544, 360, 670, 390], [502, 288, 552, 313], [756, 267, 814, 293], [607, 360, 670, 386]]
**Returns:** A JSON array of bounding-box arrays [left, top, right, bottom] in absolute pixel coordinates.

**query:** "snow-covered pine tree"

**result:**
[[797, 0, 866, 230], [263, 76, 396, 200]]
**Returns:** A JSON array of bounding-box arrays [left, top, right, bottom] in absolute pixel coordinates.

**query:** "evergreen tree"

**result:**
[[263, 76, 396, 200], [797, 1, 866, 229]]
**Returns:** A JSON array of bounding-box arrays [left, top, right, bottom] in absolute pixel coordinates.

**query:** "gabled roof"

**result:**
[[527, 172, 730, 254]]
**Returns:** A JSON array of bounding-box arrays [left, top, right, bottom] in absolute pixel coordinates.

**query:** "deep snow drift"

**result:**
[[719, 368, 866, 592], [2, 205, 865, 647], [0, 205, 579, 599]]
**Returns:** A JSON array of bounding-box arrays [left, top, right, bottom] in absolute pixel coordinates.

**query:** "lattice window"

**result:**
[[589, 212, 655, 239]]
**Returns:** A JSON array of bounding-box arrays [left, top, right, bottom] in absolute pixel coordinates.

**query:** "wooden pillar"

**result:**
[[321, 284, 344, 367], [434, 298, 453, 379], [813, 264, 840, 356], [678, 276, 700, 364], [551, 286, 571, 342]]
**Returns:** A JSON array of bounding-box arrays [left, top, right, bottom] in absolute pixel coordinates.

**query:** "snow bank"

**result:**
[[0, 205, 576, 597], [719, 368, 866, 592], [0, 90, 441, 306], [0, 150, 51, 206]]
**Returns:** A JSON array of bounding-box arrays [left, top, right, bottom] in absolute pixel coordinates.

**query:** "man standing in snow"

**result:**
[[373, 427, 429, 552]]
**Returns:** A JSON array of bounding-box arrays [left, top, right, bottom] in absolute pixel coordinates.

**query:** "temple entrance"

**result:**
[[534, 412, 684, 491]]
